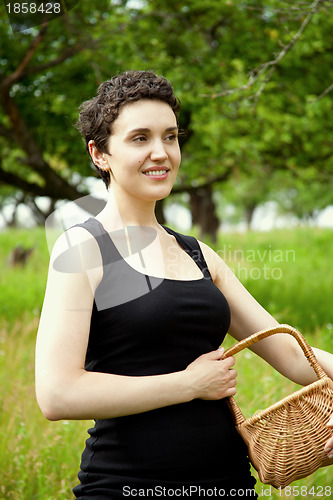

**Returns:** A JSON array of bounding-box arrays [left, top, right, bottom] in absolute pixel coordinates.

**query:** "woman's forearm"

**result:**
[[281, 345, 333, 386], [37, 369, 193, 421], [312, 347, 333, 380], [36, 348, 237, 421]]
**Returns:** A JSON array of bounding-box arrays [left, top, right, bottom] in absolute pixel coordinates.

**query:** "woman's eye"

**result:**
[[165, 134, 177, 141], [133, 136, 147, 142]]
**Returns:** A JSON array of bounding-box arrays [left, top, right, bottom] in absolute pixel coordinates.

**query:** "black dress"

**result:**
[[72, 219, 257, 499]]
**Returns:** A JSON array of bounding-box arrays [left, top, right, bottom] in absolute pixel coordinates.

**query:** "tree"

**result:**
[[270, 167, 333, 223], [0, 1, 136, 208], [1, 0, 333, 239]]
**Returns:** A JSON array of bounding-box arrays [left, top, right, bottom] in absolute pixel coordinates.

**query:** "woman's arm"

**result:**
[[35, 228, 237, 421], [199, 242, 333, 461], [199, 241, 333, 385]]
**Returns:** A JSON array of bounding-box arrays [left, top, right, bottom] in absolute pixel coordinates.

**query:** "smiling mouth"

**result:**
[[143, 169, 169, 176]]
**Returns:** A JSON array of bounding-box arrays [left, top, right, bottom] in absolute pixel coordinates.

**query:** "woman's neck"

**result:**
[[96, 187, 161, 231]]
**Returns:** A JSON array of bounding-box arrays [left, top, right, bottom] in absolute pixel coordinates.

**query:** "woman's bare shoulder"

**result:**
[[197, 240, 228, 281], [50, 225, 102, 275]]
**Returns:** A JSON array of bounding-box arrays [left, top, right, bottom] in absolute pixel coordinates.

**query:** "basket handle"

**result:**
[[222, 324, 328, 425]]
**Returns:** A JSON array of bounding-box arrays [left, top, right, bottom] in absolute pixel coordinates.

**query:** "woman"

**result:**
[[35, 70, 333, 499]]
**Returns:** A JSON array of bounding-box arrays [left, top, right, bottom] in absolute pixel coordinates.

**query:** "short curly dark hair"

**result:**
[[75, 70, 181, 188]]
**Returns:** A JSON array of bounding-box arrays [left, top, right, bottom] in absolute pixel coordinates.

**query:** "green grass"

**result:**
[[0, 316, 89, 500], [0, 226, 332, 499], [214, 227, 333, 333], [0, 228, 89, 499], [0, 227, 49, 323]]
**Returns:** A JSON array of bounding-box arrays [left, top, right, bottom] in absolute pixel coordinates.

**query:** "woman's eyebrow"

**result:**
[[126, 126, 178, 135]]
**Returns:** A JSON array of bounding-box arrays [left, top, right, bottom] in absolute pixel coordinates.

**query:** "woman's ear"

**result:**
[[88, 140, 110, 171]]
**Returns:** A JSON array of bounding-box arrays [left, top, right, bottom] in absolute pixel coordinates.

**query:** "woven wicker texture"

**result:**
[[223, 324, 333, 489]]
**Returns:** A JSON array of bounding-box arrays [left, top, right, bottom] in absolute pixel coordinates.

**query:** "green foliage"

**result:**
[[1, 0, 333, 223]]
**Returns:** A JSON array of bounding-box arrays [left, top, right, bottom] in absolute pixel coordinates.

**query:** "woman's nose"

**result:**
[[149, 140, 168, 161]]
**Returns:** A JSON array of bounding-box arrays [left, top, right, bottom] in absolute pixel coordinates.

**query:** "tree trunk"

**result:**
[[189, 186, 220, 243], [244, 203, 257, 231]]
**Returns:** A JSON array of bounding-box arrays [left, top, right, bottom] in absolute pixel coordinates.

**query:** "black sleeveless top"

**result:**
[[73, 219, 255, 498]]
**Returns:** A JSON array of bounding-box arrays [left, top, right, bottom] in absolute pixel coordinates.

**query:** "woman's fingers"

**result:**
[[324, 415, 333, 458], [185, 350, 237, 400]]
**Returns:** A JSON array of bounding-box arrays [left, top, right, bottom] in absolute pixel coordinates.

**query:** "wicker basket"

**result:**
[[223, 324, 333, 489]]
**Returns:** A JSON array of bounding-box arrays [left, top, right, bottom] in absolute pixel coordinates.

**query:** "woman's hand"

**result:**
[[184, 348, 237, 400], [324, 415, 333, 459]]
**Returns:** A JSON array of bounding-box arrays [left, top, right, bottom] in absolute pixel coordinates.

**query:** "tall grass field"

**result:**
[[0, 225, 332, 499]]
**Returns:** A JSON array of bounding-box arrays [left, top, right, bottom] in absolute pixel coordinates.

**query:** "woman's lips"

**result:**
[[142, 168, 169, 179]]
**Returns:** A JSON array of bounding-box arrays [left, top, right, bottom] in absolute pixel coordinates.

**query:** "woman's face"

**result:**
[[91, 99, 181, 204]]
